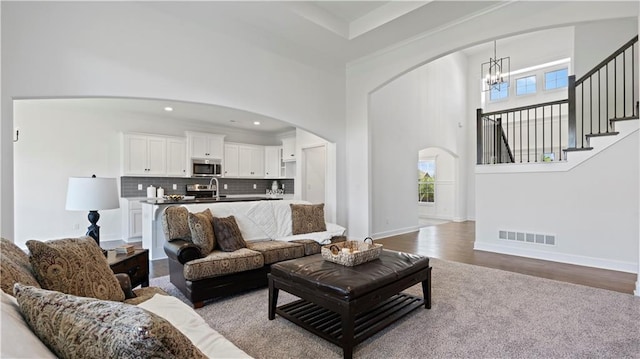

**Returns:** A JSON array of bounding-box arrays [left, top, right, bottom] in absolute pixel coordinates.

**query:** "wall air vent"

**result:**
[[499, 230, 556, 246]]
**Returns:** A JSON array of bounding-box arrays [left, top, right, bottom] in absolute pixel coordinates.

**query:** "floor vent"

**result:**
[[499, 230, 556, 245]]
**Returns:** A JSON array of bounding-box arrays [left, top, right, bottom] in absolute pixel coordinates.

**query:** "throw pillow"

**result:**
[[162, 206, 191, 241], [291, 203, 327, 235], [212, 216, 247, 252], [13, 284, 207, 359], [0, 238, 41, 295], [188, 209, 216, 256], [26, 236, 125, 302]]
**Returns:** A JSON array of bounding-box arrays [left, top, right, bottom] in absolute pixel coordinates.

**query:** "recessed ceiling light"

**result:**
[[164, 106, 173, 112], [253, 121, 261, 126]]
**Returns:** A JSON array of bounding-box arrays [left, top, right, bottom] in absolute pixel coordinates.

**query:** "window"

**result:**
[[489, 82, 509, 101], [418, 160, 435, 203], [545, 68, 568, 90], [516, 75, 536, 95]]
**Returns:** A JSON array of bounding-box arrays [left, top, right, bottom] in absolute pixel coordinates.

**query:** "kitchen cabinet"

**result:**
[[281, 137, 296, 162], [264, 146, 282, 178], [166, 137, 187, 176], [223, 143, 239, 177], [238, 145, 264, 177], [122, 134, 167, 176], [224, 143, 264, 178], [120, 198, 144, 240], [186, 131, 225, 159]]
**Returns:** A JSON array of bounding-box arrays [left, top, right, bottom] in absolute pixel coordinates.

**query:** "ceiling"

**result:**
[[35, 1, 509, 133]]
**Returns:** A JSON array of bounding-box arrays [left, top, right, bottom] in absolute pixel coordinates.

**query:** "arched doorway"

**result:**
[[418, 147, 458, 226]]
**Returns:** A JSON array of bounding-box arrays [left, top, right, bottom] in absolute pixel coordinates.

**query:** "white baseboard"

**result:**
[[474, 242, 638, 274], [371, 225, 422, 240]]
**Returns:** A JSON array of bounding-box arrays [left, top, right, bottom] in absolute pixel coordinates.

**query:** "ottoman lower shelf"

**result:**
[[276, 293, 424, 346]]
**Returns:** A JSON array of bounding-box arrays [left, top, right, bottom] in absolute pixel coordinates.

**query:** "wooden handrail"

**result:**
[[575, 35, 638, 85]]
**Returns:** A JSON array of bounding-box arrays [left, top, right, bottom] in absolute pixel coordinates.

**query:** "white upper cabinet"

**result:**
[[166, 137, 187, 176], [224, 143, 264, 178], [122, 134, 167, 175], [186, 131, 225, 159], [264, 146, 282, 178], [281, 137, 296, 162], [238, 145, 264, 177], [223, 143, 239, 177]]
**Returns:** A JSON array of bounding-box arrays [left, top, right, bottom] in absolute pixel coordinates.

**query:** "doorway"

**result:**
[[418, 147, 458, 225], [301, 145, 326, 204]]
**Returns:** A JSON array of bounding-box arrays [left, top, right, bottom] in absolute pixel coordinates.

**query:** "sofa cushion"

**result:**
[[183, 248, 264, 281], [162, 206, 191, 241], [291, 203, 327, 235], [14, 284, 207, 359], [213, 216, 247, 252], [246, 241, 305, 264], [26, 237, 125, 302], [0, 290, 56, 358], [289, 239, 322, 256], [0, 238, 41, 295], [188, 209, 216, 256]]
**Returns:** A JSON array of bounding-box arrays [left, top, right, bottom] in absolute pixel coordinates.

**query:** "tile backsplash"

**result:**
[[121, 176, 294, 198]]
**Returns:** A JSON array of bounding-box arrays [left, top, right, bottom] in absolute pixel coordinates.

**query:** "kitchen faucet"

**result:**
[[209, 177, 220, 200]]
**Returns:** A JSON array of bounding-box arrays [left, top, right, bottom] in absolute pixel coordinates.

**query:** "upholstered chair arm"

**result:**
[[114, 273, 136, 299], [164, 239, 202, 265]]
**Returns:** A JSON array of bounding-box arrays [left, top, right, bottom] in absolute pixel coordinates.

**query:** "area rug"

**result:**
[[150, 258, 640, 358]]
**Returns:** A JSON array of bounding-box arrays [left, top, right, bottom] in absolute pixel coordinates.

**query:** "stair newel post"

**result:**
[[476, 108, 483, 164], [568, 75, 577, 149]]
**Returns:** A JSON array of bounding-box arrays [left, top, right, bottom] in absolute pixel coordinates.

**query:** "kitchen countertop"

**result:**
[[141, 196, 284, 205]]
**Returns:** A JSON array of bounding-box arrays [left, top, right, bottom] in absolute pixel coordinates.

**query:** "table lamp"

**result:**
[[65, 175, 120, 246]]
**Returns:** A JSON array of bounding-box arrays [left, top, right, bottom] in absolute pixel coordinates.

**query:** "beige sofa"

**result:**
[[163, 200, 346, 308], [0, 237, 251, 358]]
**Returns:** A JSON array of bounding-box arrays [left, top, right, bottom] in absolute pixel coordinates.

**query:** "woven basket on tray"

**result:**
[[321, 237, 382, 266]]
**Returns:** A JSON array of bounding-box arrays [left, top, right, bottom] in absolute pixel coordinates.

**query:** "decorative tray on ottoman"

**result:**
[[321, 237, 382, 266]]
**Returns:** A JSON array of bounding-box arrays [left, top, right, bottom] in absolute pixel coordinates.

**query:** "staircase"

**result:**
[[477, 35, 638, 165]]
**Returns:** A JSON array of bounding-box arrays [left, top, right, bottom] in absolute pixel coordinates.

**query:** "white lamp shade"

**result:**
[[65, 177, 120, 211]]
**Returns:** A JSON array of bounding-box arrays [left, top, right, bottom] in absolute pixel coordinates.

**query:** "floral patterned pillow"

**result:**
[[290, 203, 327, 235], [26, 237, 125, 302], [0, 238, 40, 295], [188, 209, 216, 255], [14, 284, 207, 359], [162, 206, 191, 241]]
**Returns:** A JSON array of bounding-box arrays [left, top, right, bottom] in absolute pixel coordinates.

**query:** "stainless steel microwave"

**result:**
[[192, 159, 222, 177]]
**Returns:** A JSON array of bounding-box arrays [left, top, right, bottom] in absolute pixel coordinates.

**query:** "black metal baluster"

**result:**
[[581, 85, 584, 148], [559, 103, 562, 161], [623, 49, 626, 117]]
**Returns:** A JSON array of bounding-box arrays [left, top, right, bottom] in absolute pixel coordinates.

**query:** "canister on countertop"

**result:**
[[146, 185, 157, 198], [157, 187, 165, 198]]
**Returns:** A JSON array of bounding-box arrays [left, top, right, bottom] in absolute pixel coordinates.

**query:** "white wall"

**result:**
[[368, 52, 467, 237], [574, 17, 638, 78], [1, 1, 346, 240], [475, 130, 639, 273], [418, 148, 457, 221]]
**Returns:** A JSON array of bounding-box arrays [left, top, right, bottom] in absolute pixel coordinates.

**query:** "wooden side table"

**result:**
[[108, 249, 150, 288]]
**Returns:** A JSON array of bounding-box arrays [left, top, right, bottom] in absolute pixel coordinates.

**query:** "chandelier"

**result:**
[[481, 40, 510, 92]]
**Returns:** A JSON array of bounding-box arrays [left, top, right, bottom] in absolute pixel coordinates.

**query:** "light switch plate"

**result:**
[[172, 184, 177, 190], [138, 184, 143, 190]]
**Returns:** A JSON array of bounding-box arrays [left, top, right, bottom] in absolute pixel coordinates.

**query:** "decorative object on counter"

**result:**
[[157, 187, 165, 198], [146, 185, 157, 198], [164, 194, 185, 201], [322, 237, 382, 266], [65, 175, 120, 246]]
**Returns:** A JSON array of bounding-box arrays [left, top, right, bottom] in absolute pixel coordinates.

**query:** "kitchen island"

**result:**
[[141, 196, 287, 259]]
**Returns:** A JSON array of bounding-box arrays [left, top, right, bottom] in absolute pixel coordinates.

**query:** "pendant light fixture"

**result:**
[[481, 40, 510, 92]]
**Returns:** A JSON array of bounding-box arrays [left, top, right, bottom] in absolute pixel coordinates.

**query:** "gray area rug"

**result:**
[[150, 258, 640, 358]]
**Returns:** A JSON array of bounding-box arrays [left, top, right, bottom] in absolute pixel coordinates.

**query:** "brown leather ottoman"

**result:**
[[268, 249, 431, 359]]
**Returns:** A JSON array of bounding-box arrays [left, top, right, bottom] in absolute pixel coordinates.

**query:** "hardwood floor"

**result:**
[[376, 221, 637, 294], [130, 220, 636, 294]]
